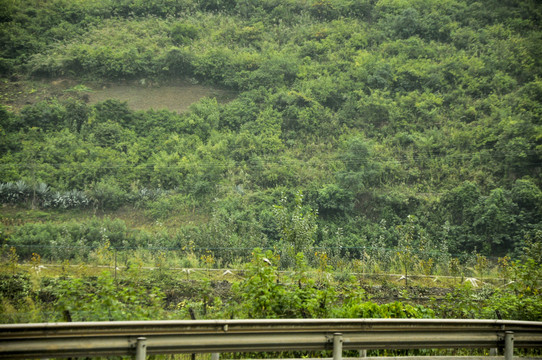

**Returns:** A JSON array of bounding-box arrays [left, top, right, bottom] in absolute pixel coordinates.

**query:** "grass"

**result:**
[[0, 204, 155, 228]]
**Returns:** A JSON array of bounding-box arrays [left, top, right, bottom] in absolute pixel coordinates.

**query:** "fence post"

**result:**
[[114, 250, 118, 282], [211, 353, 220, 360], [136, 337, 147, 360], [358, 349, 367, 358], [504, 331, 514, 360], [333, 333, 343, 360]]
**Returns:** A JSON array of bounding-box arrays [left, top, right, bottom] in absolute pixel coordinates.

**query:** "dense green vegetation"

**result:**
[[1, 243, 541, 327], [0, 0, 541, 326]]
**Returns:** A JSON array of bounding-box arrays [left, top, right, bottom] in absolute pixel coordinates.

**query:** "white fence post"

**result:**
[[505, 331, 514, 360], [135, 337, 147, 360], [333, 333, 343, 360]]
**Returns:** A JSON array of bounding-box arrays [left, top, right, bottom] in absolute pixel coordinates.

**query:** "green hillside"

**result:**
[[1, 0, 541, 268]]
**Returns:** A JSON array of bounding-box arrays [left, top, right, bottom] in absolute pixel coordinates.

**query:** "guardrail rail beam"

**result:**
[[0, 319, 540, 359]]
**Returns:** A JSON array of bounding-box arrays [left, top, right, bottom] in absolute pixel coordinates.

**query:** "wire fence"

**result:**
[[2, 242, 487, 261], [1, 242, 508, 283]]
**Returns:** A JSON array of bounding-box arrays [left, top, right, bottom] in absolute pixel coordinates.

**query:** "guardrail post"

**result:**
[[504, 331, 514, 360], [211, 353, 220, 360], [358, 349, 367, 357], [333, 333, 343, 360], [136, 337, 147, 360]]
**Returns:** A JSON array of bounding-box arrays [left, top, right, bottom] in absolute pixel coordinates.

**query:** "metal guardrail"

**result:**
[[0, 319, 541, 359]]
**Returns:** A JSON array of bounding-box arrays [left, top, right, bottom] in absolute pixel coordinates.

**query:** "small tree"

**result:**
[[474, 253, 489, 283], [449, 258, 461, 285], [498, 256, 511, 285], [233, 249, 284, 318], [234, 249, 334, 319], [273, 191, 317, 267], [200, 250, 215, 277], [396, 215, 418, 286], [8, 247, 19, 274], [30, 252, 41, 273]]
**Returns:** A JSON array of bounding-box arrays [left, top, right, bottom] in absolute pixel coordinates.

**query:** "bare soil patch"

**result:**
[[0, 77, 236, 113], [88, 80, 236, 112]]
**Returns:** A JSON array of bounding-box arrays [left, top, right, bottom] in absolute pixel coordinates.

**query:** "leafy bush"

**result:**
[[317, 183, 353, 216], [0, 274, 32, 307], [91, 99, 134, 127], [7, 217, 134, 259], [87, 178, 128, 211], [273, 191, 318, 266], [18, 100, 66, 131], [0, 181, 32, 204], [160, 46, 194, 76], [0, 181, 52, 207], [0, 181, 104, 210], [170, 23, 199, 45], [44, 190, 90, 209], [7, 222, 65, 259], [339, 300, 434, 319], [145, 193, 195, 220], [52, 272, 164, 321], [135, 187, 167, 205], [193, 48, 235, 85], [233, 249, 335, 319]]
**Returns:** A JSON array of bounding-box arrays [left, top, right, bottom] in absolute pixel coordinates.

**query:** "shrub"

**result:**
[[18, 100, 67, 131], [339, 300, 434, 319], [52, 272, 164, 321], [170, 23, 199, 45], [7, 222, 63, 259], [0, 181, 32, 204], [88, 179, 128, 211], [145, 193, 195, 220], [0, 274, 32, 307], [44, 190, 90, 209], [160, 47, 194, 76], [7, 218, 133, 260]]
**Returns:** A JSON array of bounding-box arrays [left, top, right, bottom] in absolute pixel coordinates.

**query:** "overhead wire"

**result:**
[[0, 150, 540, 170]]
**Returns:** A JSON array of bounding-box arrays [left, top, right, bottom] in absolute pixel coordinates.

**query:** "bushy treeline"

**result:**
[[1, 0, 541, 260], [2, 214, 266, 264]]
